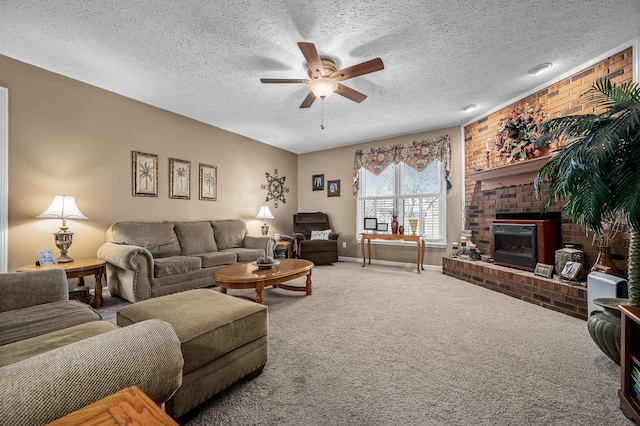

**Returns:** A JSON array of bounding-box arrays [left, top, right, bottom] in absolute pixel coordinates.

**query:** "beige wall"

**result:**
[[2, 53, 462, 275], [297, 128, 463, 267], [1, 54, 298, 273]]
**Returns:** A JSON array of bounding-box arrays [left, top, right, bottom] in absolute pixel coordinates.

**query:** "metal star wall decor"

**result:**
[[261, 169, 289, 208]]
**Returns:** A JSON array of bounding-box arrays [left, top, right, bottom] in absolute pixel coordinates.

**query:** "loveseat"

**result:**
[[0, 269, 184, 425], [97, 219, 274, 302]]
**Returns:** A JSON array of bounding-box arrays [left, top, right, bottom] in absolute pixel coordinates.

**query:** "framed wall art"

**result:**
[[328, 179, 340, 197], [312, 174, 324, 191], [131, 150, 158, 197], [169, 157, 191, 200], [199, 163, 217, 201]]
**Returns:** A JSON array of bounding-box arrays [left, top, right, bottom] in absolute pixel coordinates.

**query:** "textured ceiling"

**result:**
[[0, 1, 638, 154]]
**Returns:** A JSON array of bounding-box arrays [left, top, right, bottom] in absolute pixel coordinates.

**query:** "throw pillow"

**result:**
[[310, 229, 332, 240]]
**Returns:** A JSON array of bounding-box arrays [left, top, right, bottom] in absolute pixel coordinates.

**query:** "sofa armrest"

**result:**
[[0, 269, 68, 313], [97, 242, 153, 271], [0, 319, 184, 426], [97, 243, 155, 303]]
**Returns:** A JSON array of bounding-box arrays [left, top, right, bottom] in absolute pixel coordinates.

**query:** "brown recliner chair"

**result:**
[[293, 212, 339, 265]]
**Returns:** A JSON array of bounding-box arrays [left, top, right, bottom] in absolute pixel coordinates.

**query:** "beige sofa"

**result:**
[[97, 219, 274, 302], [0, 269, 184, 426]]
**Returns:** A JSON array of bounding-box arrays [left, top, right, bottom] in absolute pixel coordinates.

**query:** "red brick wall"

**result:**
[[463, 47, 633, 275], [443, 257, 588, 320]]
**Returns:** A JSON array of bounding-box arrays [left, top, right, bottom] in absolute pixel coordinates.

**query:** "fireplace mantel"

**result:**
[[468, 155, 551, 190]]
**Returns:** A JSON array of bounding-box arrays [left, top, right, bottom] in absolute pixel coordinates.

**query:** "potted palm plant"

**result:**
[[534, 79, 640, 363]]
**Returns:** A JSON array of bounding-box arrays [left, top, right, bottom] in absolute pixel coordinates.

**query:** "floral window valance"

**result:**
[[352, 134, 452, 195]]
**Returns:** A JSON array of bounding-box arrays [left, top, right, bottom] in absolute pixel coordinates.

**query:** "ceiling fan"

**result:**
[[260, 42, 384, 108]]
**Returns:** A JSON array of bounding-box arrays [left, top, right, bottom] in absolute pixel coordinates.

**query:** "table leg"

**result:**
[[421, 240, 426, 271], [361, 237, 366, 267], [255, 281, 265, 304], [416, 240, 421, 274], [220, 287, 228, 294], [305, 270, 313, 295], [367, 239, 372, 265], [93, 269, 104, 308]]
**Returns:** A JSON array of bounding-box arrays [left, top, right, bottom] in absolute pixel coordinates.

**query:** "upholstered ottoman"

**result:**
[[116, 288, 268, 418]]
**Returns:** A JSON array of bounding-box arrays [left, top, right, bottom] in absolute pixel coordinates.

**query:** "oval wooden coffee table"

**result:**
[[213, 259, 314, 304]]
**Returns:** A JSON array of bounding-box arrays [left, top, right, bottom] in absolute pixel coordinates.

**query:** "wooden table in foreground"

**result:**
[[17, 258, 106, 308], [214, 259, 313, 304], [47, 385, 178, 425], [360, 233, 426, 274]]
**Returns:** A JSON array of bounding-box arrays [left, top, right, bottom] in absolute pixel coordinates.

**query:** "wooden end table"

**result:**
[[47, 385, 178, 425], [214, 259, 313, 304], [274, 240, 293, 258], [17, 259, 107, 308]]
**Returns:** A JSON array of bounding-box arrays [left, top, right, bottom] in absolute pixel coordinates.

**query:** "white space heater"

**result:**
[[587, 271, 628, 316]]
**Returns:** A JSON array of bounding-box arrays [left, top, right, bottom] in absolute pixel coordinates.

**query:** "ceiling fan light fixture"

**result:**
[[528, 62, 553, 75], [462, 104, 478, 112], [309, 77, 338, 99]]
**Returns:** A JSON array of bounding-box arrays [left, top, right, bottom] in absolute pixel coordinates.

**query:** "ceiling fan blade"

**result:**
[[300, 91, 316, 108], [335, 83, 367, 103], [298, 42, 325, 78], [330, 58, 384, 82], [260, 78, 309, 84]]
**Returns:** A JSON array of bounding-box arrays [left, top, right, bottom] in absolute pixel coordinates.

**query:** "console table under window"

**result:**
[[360, 233, 425, 274]]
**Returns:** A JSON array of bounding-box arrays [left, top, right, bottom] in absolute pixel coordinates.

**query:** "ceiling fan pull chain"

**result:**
[[320, 99, 325, 130]]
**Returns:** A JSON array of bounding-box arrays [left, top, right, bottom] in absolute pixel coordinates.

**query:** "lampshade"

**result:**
[[308, 77, 338, 99], [36, 195, 88, 221], [256, 206, 275, 221]]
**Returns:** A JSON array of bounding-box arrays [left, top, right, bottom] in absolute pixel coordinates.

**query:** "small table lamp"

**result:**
[[256, 205, 275, 236], [36, 195, 88, 263]]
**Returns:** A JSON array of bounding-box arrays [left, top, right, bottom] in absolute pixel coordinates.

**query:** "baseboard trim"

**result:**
[[337, 256, 443, 273]]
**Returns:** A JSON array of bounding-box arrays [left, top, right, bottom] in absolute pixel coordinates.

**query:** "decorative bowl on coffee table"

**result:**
[[251, 260, 280, 269]]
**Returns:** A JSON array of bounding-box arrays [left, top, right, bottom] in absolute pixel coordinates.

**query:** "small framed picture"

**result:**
[[377, 223, 389, 232], [364, 217, 378, 231], [131, 151, 158, 197], [36, 249, 55, 265], [199, 163, 217, 201], [169, 157, 191, 200], [312, 174, 324, 191], [534, 263, 554, 278], [561, 261, 583, 281], [327, 180, 340, 197]]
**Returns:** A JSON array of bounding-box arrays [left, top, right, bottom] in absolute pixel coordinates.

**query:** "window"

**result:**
[[356, 161, 446, 245]]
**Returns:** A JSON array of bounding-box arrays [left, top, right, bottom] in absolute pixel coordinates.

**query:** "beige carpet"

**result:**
[[97, 262, 633, 425]]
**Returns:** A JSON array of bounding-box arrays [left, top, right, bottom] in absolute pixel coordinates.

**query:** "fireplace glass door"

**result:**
[[492, 224, 537, 269]]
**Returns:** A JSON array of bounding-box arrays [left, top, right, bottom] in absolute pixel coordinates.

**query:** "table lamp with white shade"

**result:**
[[36, 194, 88, 263], [256, 205, 275, 236]]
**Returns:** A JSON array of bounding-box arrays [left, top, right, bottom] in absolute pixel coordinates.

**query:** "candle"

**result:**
[[470, 244, 477, 250], [452, 242, 459, 249], [461, 236, 467, 243], [485, 142, 489, 151]]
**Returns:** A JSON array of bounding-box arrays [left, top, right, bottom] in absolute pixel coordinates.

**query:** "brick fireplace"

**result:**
[[441, 47, 632, 320]]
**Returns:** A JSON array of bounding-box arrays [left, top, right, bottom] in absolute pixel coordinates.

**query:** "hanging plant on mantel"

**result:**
[[495, 103, 549, 164]]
